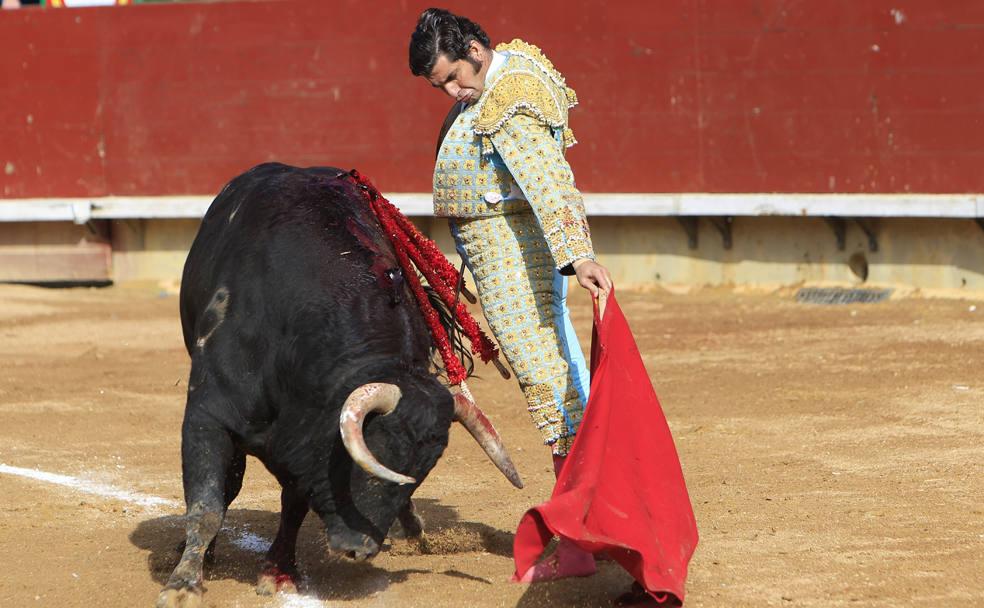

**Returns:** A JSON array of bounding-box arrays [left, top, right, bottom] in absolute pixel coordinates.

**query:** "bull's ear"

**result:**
[[453, 381, 523, 489], [340, 383, 416, 485]]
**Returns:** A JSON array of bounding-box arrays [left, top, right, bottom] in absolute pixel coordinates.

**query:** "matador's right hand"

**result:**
[[572, 258, 613, 297]]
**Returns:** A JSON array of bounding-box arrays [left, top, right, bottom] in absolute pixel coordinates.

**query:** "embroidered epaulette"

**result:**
[[473, 39, 578, 152]]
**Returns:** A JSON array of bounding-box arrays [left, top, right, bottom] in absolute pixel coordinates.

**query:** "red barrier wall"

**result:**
[[1, 0, 983, 197]]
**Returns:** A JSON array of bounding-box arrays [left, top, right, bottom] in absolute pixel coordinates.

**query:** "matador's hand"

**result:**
[[572, 259, 613, 297]]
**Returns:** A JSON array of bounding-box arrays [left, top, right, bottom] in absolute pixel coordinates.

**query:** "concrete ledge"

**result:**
[[581, 193, 984, 218], [1, 193, 983, 222]]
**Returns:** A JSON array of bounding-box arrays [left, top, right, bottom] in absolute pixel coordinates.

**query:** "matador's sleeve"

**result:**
[[490, 114, 596, 273]]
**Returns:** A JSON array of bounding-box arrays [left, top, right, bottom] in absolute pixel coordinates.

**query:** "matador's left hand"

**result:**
[[572, 259, 613, 297]]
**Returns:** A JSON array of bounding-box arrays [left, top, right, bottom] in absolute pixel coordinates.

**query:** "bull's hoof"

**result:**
[[155, 584, 203, 608], [257, 566, 299, 596]]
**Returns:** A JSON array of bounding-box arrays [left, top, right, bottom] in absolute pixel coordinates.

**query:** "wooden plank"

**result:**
[[0, 221, 111, 282], [2, 1, 984, 196]]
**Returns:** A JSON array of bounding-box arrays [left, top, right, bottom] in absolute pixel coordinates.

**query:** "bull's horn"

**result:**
[[340, 383, 416, 485], [453, 381, 524, 489]]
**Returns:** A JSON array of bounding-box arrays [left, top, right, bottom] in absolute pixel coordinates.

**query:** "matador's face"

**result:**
[[426, 41, 491, 105]]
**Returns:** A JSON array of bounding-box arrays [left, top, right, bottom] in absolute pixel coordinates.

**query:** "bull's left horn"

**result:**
[[340, 383, 416, 485], [453, 382, 524, 489]]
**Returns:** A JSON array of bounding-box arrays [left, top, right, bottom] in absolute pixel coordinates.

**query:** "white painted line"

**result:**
[[279, 594, 330, 608], [0, 464, 279, 552], [0, 462, 332, 606], [0, 463, 180, 509]]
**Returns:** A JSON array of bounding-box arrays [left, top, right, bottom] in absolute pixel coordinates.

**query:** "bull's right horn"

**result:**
[[340, 383, 416, 485], [453, 381, 524, 489]]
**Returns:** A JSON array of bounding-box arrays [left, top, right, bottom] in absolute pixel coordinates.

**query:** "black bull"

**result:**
[[157, 163, 520, 607]]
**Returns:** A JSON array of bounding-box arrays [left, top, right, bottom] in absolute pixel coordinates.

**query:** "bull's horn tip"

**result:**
[[504, 467, 523, 489]]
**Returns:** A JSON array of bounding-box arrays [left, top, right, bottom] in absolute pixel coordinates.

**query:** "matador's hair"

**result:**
[[409, 8, 491, 76]]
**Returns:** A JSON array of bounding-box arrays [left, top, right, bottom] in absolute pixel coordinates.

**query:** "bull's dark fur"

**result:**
[[161, 163, 455, 601]]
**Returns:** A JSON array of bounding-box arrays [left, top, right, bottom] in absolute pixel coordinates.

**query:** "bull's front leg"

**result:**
[[396, 499, 424, 539], [156, 414, 240, 608], [257, 485, 309, 596]]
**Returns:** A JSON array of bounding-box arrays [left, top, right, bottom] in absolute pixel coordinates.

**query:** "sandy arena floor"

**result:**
[[0, 283, 981, 608]]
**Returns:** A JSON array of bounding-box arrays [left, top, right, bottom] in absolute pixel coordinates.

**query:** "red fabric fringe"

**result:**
[[344, 170, 499, 385]]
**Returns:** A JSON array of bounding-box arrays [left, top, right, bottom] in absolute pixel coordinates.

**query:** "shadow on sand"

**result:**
[[129, 497, 515, 601], [512, 561, 639, 608]]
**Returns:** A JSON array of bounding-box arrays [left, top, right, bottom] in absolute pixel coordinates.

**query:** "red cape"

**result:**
[[513, 292, 698, 603]]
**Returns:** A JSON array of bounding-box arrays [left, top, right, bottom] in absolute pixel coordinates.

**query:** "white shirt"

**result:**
[[485, 50, 507, 84]]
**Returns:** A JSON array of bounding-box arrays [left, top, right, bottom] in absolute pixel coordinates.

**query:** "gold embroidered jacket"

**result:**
[[432, 39, 595, 271]]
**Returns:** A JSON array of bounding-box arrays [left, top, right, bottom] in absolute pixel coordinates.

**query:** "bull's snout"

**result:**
[[328, 531, 380, 561]]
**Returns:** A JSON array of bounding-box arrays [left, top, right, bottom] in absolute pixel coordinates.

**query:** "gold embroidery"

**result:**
[[552, 436, 575, 456], [474, 71, 567, 135], [523, 383, 559, 430], [473, 39, 578, 149], [495, 39, 566, 86]]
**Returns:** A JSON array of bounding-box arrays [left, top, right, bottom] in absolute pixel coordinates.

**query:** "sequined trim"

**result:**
[[494, 39, 571, 91], [473, 39, 578, 151], [524, 383, 563, 434], [552, 435, 576, 457]]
